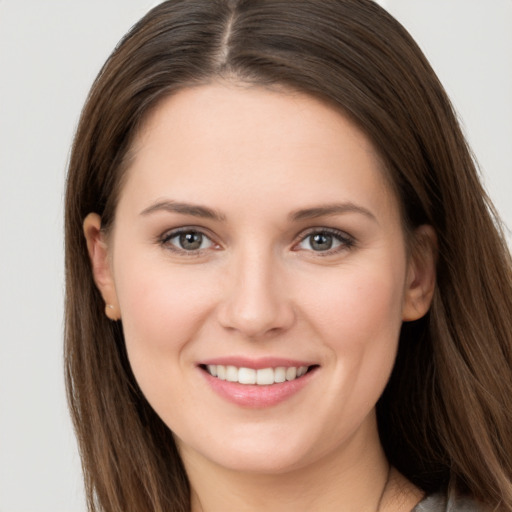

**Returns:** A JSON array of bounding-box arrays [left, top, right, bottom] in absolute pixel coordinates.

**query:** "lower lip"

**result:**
[[201, 368, 316, 408]]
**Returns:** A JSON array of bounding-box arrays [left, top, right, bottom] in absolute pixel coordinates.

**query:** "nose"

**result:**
[[217, 247, 296, 339]]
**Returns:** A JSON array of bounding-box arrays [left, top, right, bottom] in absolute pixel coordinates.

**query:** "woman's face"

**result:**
[[86, 83, 434, 475]]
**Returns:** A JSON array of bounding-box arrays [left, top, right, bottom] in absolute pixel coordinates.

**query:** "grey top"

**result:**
[[412, 490, 488, 511]]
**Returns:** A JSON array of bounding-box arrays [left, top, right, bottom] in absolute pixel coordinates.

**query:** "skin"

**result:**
[[85, 83, 436, 511]]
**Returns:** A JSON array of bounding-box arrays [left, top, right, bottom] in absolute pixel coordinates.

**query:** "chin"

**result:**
[[213, 450, 313, 475], [176, 427, 323, 476]]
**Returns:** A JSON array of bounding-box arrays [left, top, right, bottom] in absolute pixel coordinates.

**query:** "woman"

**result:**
[[65, 1, 512, 510]]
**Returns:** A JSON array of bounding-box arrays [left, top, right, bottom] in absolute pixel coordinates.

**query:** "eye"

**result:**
[[160, 228, 216, 253], [295, 228, 355, 253]]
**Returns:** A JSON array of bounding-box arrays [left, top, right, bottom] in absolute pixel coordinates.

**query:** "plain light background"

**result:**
[[0, 1, 510, 511]]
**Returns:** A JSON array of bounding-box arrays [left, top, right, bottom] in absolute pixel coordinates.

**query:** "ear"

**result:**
[[402, 225, 437, 322], [83, 213, 121, 321]]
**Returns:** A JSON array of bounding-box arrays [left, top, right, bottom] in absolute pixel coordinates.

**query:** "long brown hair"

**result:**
[[64, 1, 512, 510]]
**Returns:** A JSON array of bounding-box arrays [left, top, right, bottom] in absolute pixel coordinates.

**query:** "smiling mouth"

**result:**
[[200, 364, 317, 385]]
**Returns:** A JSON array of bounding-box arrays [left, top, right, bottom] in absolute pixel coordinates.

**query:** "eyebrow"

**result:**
[[139, 200, 226, 221], [289, 203, 377, 223], [140, 200, 376, 224]]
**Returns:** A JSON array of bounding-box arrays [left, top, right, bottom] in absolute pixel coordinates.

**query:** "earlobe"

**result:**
[[83, 213, 121, 321], [402, 225, 437, 322]]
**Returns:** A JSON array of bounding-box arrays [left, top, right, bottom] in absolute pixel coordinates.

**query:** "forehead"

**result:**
[[117, 83, 399, 224], [136, 82, 377, 163]]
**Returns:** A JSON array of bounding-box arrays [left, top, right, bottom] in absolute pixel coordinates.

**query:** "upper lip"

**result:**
[[198, 356, 316, 370]]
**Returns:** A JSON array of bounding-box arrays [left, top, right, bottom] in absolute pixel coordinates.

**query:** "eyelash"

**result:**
[[293, 227, 356, 256], [159, 227, 218, 256], [158, 226, 356, 256]]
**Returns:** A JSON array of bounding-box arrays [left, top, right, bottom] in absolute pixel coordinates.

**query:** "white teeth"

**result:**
[[256, 368, 274, 385], [274, 367, 286, 383], [205, 365, 310, 385], [285, 367, 297, 381], [238, 367, 256, 384], [226, 365, 238, 382], [216, 365, 226, 380]]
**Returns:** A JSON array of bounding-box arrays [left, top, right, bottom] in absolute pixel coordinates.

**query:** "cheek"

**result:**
[[319, 265, 405, 406], [113, 255, 218, 370], [305, 264, 405, 346], [301, 258, 407, 404], [112, 257, 224, 420]]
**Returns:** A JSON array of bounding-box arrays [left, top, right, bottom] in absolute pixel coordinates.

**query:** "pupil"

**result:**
[[311, 233, 332, 251], [180, 232, 202, 250]]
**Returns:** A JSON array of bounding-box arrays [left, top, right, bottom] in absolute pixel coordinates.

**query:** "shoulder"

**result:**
[[412, 489, 490, 512]]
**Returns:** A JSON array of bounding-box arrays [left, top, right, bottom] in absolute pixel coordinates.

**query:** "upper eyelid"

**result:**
[[158, 226, 218, 250], [157, 227, 219, 257], [292, 226, 356, 253], [160, 225, 215, 241], [157, 225, 355, 249], [295, 226, 354, 242]]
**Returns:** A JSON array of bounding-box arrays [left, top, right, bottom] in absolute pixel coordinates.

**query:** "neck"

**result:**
[[181, 415, 413, 512]]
